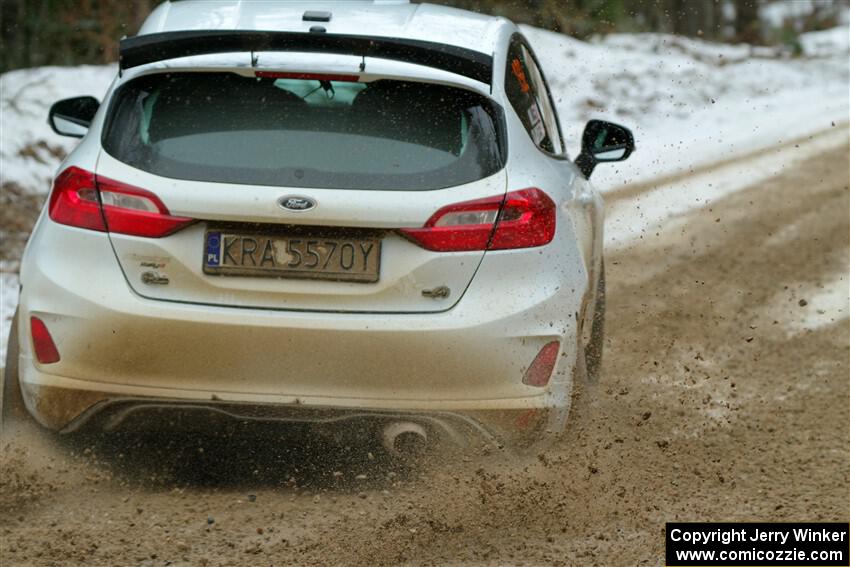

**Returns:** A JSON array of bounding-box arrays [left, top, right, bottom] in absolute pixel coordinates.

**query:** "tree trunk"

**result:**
[[735, 0, 761, 43]]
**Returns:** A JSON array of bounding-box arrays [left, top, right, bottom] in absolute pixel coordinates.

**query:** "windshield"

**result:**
[[102, 73, 505, 191]]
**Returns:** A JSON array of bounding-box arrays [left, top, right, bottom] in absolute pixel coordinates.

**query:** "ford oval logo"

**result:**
[[278, 196, 316, 212]]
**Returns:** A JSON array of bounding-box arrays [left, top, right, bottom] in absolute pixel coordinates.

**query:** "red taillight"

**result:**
[[399, 188, 556, 252], [98, 176, 194, 238], [49, 167, 193, 238], [30, 317, 60, 364], [48, 167, 106, 232], [399, 194, 502, 252], [522, 341, 560, 387], [489, 189, 557, 250]]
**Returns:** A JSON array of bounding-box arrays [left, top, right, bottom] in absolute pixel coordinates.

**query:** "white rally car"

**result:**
[[3, 0, 634, 455]]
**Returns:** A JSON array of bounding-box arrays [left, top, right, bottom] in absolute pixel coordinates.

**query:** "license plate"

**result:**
[[203, 230, 381, 283]]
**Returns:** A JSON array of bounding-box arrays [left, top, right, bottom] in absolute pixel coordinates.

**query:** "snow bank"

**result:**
[[1, 267, 18, 362], [0, 65, 116, 195], [798, 26, 850, 57], [522, 25, 850, 190], [761, 0, 850, 28]]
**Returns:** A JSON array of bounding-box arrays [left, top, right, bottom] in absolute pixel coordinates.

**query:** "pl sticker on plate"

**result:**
[[205, 231, 222, 267]]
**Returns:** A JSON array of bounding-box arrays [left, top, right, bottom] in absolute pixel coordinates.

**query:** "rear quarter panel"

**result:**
[[482, 71, 603, 357]]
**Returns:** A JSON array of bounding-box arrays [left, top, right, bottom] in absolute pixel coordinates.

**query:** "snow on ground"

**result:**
[[765, 268, 850, 340], [761, 0, 850, 29], [798, 25, 850, 56], [522, 25, 850, 191], [604, 125, 850, 249], [0, 65, 117, 195], [1, 27, 849, 361], [1, 266, 19, 362]]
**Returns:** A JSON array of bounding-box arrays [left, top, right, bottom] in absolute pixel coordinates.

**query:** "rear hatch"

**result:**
[[96, 71, 507, 313]]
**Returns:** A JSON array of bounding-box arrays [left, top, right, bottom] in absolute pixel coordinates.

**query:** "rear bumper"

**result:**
[[21, 382, 567, 448], [18, 220, 589, 439]]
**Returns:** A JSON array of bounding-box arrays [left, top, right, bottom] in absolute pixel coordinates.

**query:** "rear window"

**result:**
[[102, 73, 506, 191]]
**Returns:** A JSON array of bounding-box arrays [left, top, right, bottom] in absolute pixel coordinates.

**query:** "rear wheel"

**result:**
[[2, 308, 27, 429], [584, 264, 606, 382]]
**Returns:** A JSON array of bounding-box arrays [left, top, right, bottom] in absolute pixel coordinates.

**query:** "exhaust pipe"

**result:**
[[381, 421, 429, 459]]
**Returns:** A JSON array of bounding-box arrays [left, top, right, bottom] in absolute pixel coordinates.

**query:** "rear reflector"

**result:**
[[522, 341, 560, 387], [30, 317, 60, 364], [399, 188, 556, 252], [49, 166, 193, 238]]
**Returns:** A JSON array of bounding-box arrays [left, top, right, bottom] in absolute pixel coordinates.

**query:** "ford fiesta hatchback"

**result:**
[[2, 0, 634, 454]]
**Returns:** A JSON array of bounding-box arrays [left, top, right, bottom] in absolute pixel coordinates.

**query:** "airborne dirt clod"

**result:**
[[1, 144, 848, 566]]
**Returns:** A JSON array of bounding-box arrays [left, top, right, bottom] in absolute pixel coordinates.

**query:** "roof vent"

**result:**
[[303, 10, 332, 23]]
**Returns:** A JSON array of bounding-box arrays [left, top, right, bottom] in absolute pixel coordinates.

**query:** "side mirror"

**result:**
[[48, 96, 100, 138], [575, 119, 635, 179]]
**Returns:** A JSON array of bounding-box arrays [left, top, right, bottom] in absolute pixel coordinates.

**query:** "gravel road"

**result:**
[[2, 141, 848, 566]]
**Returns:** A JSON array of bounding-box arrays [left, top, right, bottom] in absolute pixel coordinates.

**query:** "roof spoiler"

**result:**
[[118, 30, 493, 84]]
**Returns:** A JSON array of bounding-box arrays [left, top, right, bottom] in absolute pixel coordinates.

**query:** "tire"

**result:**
[[584, 263, 606, 382], [2, 308, 27, 429]]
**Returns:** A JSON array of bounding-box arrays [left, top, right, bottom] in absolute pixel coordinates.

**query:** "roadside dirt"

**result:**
[[1, 143, 848, 566], [0, 182, 43, 267]]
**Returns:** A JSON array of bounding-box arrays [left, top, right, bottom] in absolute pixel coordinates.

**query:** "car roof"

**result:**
[[138, 1, 514, 57]]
